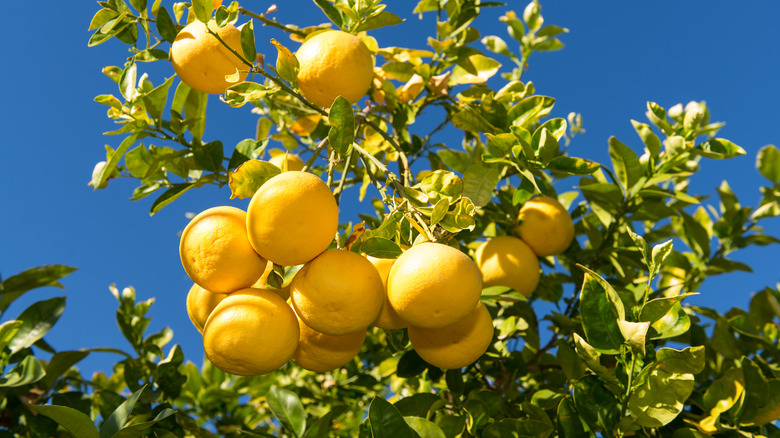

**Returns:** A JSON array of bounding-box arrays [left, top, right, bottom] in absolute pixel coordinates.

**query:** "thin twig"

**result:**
[[238, 7, 307, 37], [301, 137, 329, 173]]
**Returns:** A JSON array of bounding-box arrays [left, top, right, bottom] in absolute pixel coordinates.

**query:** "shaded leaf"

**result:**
[[26, 404, 99, 438], [356, 11, 404, 32], [462, 162, 500, 207], [313, 0, 343, 29], [267, 386, 306, 437], [0, 355, 45, 387], [574, 375, 619, 431], [546, 156, 599, 175], [328, 96, 355, 155], [99, 385, 147, 438], [608, 136, 643, 193], [578, 270, 624, 354], [0, 265, 76, 313], [368, 397, 414, 438], [361, 237, 403, 259], [155, 6, 176, 43], [150, 183, 195, 215], [694, 138, 746, 159]]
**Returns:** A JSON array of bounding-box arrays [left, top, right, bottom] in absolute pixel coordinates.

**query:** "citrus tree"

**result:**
[[1, 0, 780, 436]]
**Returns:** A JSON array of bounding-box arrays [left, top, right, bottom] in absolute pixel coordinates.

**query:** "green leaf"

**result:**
[[0, 265, 76, 313], [482, 418, 553, 438], [404, 417, 446, 438], [0, 355, 45, 387], [628, 364, 696, 427], [303, 412, 333, 438], [267, 386, 306, 437], [396, 393, 441, 418], [574, 375, 619, 431], [97, 133, 142, 190], [578, 270, 624, 354], [112, 409, 176, 438], [356, 11, 404, 32], [430, 198, 449, 226], [462, 162, 500, 207], [191, 0, 211, 23], [700, 368, 744, 431], [361, 237, 403, 259], [536, 128, 559, 163], [631, 120, 661, 158], [89, 8, 119, 30], [757, 144, 780, 184], [368, 397, 414, 438], [41, 350, 90, 390], [450, 54, 501, 85], [418, 170, 463, 204], [150, 183, 195, 215], [608, 136, 643, 193], [184, 86, 207, 139], [228, 160, 281, 199], [508, 96, 555, 128], [656, 346, 705, 374], [270, 38, 298, 84], [240, 20, 257, 66], [557, 398, 588, 438], [313, 0, 343, 29], [546, 156, 600, 175], [650, 239, 673, 274], [452, 105, 501, 134], [618, 321, 650, 354], [26, 404, 99, 438], [142, 75, 175, 122], [133, 48, 168, 62], [579, 180, 623, 227], [7, 297, 66, 355], [99, 385, 147, 438], [193, 140, 223, 172], [644, 301, 690, 340], [155, 6, 177, 43], [328, 96, 355, 155], [694, 138, 746, 159], [573, 333, 617, 383], [224, 82, 274, 107]]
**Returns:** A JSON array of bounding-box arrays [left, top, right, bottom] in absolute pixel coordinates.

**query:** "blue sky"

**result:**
[[1, 1, 779, 376]]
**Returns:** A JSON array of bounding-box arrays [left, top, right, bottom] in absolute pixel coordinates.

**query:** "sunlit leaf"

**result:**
[[356, 11, 404, 32], [228, 160, 281, 199], [0, 356, 45, 387], [7, 296, 66, 354], [757, 144, 780, 184], [361, 237, 403, 259], [578, 270, 624, 354], [450, 53, 501, 85], [694, 138, 746, 159], [462, 162, 500, 207], [328, 96, 355, 155], [271, 38, 299, 84]]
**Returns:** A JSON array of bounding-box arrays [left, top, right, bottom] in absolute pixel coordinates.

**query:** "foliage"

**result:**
[[1, 0, 779, 436]]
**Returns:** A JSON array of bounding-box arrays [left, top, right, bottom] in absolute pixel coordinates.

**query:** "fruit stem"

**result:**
[[238, 7, 307, 38], [357, 110, 412, 186], [302, 137, 329, 173], [352, 143, 434, 241]]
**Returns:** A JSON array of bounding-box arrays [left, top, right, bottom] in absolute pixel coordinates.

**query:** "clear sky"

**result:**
[[1, 1, 779, 377]]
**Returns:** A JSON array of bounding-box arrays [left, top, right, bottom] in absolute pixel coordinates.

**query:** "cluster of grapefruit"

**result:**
[[181, 157, 574, 376]]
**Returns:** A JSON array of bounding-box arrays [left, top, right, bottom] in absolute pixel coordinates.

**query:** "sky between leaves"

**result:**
[[0, 1, 779, 376]]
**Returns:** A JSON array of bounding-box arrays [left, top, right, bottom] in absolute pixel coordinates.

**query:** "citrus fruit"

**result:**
[[408, 301, 494, 369], [179, 206, 267, 294], [203, 288, 299, 375], [268, 152, 305, 172], [513, 196, 575, 257], [291, 312, 366, 373], [246, 171, 338, 266], [170, 19, 247, 94], [387, 242, 482, 329], [291, 249, 384, 336], [366, 248, 409, 330], [474, 236, 540, 297], [296, 30, 374, 107], [186, 283, 226, 333]]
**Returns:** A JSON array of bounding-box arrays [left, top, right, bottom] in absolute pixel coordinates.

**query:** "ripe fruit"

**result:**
[[474, 236, 540, 297], [246, 171, 338, 266], [387, 242, 482, 329], [408, 301, 494, 369], [179, 206, 267, 294], [203, 288, 299, 376], [292, 313, 366, 373], [186, 283, 226, 333], [268, 152, 305, 172], [170, 20, 247, 94], [291, 250, 384, 336], [514, 196, 575, 257], [296, 30, 374, 107], [366, 252, 409, 330]]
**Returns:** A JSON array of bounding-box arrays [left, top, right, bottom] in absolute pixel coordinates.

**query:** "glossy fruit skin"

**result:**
[[290, 250, 384, 336], [179, 206, 267, 294], [387, 242, 482, 329], [170, 19, 247, 94], [203, 288, 299, 376], [291, 314, 366, 373], [475, 236, 541, 297], [366, 255, 409, 330], [408, 301, 494, 369], [514, 196, 575, 257], [186, 283, 226, 333], [296, 30, 374, 107], [246, 171, 338, 267]]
